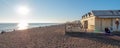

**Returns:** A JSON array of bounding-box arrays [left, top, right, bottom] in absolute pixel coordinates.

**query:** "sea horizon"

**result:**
[[0, 23, 60, 32]]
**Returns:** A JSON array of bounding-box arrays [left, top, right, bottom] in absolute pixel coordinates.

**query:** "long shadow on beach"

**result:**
[[65, 32, 120, 47], [112, 32, 120, 36]]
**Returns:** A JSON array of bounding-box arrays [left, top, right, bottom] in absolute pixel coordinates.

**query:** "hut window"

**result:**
[[88, 12, 92, 16]]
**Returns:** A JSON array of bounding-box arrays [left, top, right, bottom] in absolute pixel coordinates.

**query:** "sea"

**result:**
[[0, 23, 60, 32]]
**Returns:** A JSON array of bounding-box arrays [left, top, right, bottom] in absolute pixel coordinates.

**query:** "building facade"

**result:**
[[81, 10, 120, 32]]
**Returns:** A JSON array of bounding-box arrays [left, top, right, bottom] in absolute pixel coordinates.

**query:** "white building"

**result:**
[[81, 10, 120, 32]]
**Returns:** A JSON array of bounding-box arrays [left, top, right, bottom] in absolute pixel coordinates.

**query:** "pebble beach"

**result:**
[[0, 25, 120, 48]]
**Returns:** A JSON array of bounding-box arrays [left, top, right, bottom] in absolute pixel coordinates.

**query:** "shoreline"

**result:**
[[0, 23, 62, 33]]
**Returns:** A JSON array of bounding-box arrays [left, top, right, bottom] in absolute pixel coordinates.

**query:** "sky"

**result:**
[[0, 0, 120, 23]]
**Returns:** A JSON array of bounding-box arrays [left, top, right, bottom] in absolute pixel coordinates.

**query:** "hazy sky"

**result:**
[[0, 0, 120, 23]]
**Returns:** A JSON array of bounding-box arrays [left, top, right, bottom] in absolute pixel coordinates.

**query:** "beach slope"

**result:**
[[0, 25, 120, 48]]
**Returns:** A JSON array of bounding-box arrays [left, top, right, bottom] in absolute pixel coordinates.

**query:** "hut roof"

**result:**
[[92, 10, 120, 16]]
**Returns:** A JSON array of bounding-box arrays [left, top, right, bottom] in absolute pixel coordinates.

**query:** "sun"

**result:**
[[16, 5, 30, 15]]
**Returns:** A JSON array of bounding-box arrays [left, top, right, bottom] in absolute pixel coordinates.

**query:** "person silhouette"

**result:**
[[104, 27, 111, 35]]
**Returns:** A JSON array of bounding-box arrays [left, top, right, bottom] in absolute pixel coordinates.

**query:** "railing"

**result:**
[[65, 22, 85, 32]]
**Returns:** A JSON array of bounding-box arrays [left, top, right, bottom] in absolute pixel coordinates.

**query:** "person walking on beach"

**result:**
[[104, 27, 111, 35]]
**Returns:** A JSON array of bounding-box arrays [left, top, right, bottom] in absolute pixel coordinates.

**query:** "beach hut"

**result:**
[[81, 10, 120, 32]]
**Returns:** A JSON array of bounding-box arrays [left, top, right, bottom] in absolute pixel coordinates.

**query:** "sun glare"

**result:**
[[16, 5, 30, 30], [17, 21, 29, 30], [16, 6, 30, 15]]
